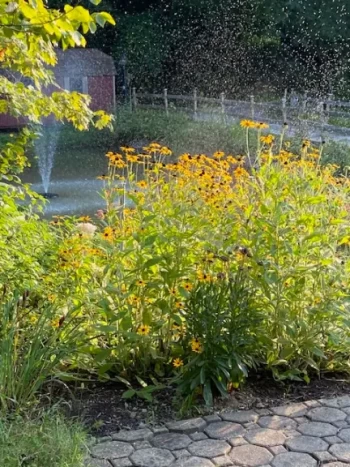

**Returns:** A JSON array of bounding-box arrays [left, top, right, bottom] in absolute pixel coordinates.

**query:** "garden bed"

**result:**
[[70, 373, 350, 436]]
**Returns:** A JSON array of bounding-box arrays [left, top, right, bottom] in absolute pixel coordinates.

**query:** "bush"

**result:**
[[2, 121, 350, 407]]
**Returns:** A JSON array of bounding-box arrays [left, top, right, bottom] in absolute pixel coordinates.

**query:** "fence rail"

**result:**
[[130, 88, 350, 137]]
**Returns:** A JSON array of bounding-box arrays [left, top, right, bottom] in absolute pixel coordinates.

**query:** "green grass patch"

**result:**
[[0, 413, 87, 467]]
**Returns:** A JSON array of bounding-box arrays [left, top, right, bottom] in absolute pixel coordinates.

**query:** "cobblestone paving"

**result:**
[[86, 396, 350, 466]]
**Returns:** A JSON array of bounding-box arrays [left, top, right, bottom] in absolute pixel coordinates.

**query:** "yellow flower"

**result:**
[[160, 146, 172, 156], [183, 281, 193, 291], [137, 324, 150, 336], [260, 135, 275, 145], [256, 122, 269, 130], [213, 151, 225, 159], [121, 146, 135, 153], [78, 216, 91, 222], [136, 279, 146, 287], [197, 271, 212, 282], [137, 180, 148, 189], [102, 226, 114, 241], [190, 337, 202, 353], [97, 174, 109, 180], [240, 119, 256, 129], [172, 358, 184, 368], [175, 301, 185, 309], [234, 167, 249, 178]]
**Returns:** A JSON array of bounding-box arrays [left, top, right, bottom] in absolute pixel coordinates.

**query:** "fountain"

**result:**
[[35, 122, 61, 198]]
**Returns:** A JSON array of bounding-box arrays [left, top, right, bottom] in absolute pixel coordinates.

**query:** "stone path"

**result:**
[[86, 395, 350, 466]]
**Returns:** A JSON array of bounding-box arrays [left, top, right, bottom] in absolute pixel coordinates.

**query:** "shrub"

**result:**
[[3, 121, 350, 407]]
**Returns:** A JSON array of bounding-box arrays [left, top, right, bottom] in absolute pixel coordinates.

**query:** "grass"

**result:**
[[4, 107, 350, 182], [0, 412, 88, 467]]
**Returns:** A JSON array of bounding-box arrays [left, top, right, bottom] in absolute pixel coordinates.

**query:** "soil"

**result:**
[[67, 372, 350, 437]]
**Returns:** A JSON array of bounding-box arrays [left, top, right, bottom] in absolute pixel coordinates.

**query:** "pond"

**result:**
[[20, 126, 114, 218]]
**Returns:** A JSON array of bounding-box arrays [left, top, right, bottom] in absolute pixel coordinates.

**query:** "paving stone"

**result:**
[[270, 446, 287, 455], [244, 428, 286, 447], [342, 407, 350, 415], [271, 452, 317, 467], [244, 422, 260, 430], [285, 435, 328, 454], [325, 463, 350, 467], [204, 421, 245, 440], [325, 436, 343, 444], [333, 420, 349, 428], [91, 441, 134, 460], [188, 439, 231, 458], [313, 450, 337, 463], [221, 410, 258, 424], [173, 457, 214, 467], [255, 409, 272, 416], [258, 415, 296, 430], [297, 421, 338, 437], [129, 447, 174, 467], [190, 432, 208, 441], [204, 414, 222, 423], [229, 444, 273, 466], [173, 449, 191, 459], [112, 429, 153, 442], [283, 429, 301, 438], [338, 428, 350, 442], [152, 427, 169, 435], [319, 396, 350, 408], [329, 443, 350, 462], [293, 417, 308, 424], [85, 459, 112, 467], [110, 459, 133, 467], [307, 407, 346, 423], [212, 455, 233, 466], [271, 403, 307, 418], [304, 400, 321, 408], [133, 440, 152, 450], [167, 418, 206, 434], [151, 432, 192, 450], [228, 437, 248, 447]]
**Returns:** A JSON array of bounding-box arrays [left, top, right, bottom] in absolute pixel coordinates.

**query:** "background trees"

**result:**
[[76, 0, 350, 96]]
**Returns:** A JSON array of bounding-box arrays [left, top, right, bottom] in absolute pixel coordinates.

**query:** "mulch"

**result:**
[[66, 372, 350, 437]]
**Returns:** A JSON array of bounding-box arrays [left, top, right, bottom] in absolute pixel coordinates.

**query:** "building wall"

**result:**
[[88, 75, 115, 112], [0, 113, 26, 129]]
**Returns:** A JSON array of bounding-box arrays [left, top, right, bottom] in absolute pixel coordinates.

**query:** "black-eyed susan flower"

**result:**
[[137, 180, 148, 189], [136, 279, 146, 287], [172, 358, 184, 368], [190, 337, 202, 353], [240, 119, 255, 129], [137, 324, 150, 336], [103, 226, 114, 241]]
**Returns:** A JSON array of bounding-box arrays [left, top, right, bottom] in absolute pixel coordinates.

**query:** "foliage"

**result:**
[[0, 412, 87, 467], [0, 0, 114, 183], [3, 122, 350, 408], [0, 292, 91, 413]]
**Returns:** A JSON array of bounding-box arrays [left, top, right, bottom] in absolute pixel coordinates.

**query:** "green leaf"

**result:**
[[89, 0, 102, 4], [122, 389, 136, 399], [94, 12, 116, 27]]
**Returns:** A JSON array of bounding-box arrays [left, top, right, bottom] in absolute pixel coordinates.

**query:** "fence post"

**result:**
[[326, 93, 333, 114], [282, 96, 287, 123], [164, 88, 169, 117], [194, 88, 198, 116], [250, 95, 255, 120], [132, 87, 137, 111], [220, 92, 225, 114], [302, 91, 308, 113]]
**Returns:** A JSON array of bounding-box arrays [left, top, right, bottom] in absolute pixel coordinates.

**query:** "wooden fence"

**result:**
[[129, 88, 350, 134]]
